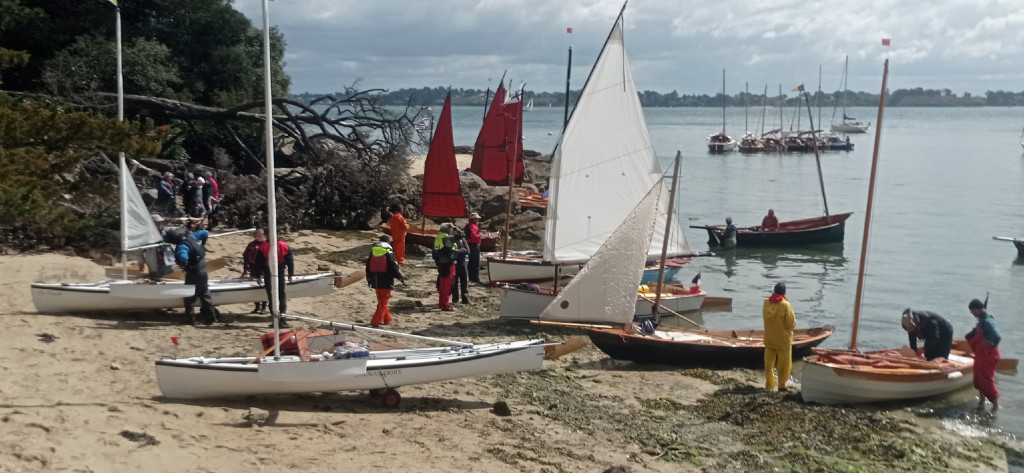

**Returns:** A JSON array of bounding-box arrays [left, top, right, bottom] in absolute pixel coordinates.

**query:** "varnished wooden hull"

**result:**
[[692, 212, 853, 247]]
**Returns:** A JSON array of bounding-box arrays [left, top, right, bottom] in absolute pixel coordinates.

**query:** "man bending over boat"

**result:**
[[763, 282, 796, 391], [900, 309, 953, 361], [165, 227, 218, 325]]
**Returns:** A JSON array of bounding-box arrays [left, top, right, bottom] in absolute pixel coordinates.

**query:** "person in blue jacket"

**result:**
[[164, 227, 218, 325]]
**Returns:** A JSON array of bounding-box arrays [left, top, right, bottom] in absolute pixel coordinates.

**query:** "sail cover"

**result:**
[[542, 14, 691, 264], [120, 154, 164, 252], [421, 94, 466, 217], [539, 180, 662, 324]]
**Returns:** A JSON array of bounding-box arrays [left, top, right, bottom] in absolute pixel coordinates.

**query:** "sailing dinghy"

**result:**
[[486, 6, 694, 286], [801, 60, 975, 404]]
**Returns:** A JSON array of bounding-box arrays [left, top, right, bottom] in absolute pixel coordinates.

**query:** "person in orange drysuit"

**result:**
[[965, 298, 1002, 411], [388, 204, 410, 264], [365, 235, 405, 327]]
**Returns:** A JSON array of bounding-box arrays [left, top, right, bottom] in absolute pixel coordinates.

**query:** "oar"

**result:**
[[638, 293, 703, 327], [992, 236, 1019, 242], [997, 358, 1018, 376]]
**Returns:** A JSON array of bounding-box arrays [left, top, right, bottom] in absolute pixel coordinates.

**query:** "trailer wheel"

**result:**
[[382, 389, 401, 408]]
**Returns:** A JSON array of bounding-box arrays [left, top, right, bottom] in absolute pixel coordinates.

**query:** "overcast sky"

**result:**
[[235, 0, 1024, 97]]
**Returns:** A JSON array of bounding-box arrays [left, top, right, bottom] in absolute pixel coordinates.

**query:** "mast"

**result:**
[[759, 84, 768, 136], [652, 151, 682, 323], [802, 91, 829, 218], [721, 69, 726, 133], [114, 0, 127, 279], [482, 87, 491, 122], [744, 82, 748, 133], [563, 41, 573, 128], [261, 0, 283, 358], [841, 55, 850, 124], [850, 59, 889, 350]]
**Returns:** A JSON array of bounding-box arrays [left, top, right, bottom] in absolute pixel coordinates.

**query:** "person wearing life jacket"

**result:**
[[762, 282, 796, 391], [965, 298, 1002, 411], [432, 222, 458, 311], [256, 230, 294, 328], [242, 228, 268, 314], [165, 227, 217, 325], [365, 235, 406, 327]]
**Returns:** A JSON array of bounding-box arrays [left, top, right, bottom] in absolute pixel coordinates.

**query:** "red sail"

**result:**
[[422, 94, 466, 217], [470, 82, 525, 186]]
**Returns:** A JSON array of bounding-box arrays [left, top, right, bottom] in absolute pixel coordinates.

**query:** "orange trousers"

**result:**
[[371, 288, 392, 326]]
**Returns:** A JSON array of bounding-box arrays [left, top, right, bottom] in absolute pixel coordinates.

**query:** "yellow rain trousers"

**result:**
[[763, 296, 796, 390]]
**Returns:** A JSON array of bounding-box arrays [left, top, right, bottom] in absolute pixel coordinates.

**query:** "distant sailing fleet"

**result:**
[[706, 58, 869, 154]]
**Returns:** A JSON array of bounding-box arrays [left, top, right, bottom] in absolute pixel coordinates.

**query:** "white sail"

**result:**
[[539, 180, 662, 324], [542, 16, 690, 264], [119, 154, 163, 252]]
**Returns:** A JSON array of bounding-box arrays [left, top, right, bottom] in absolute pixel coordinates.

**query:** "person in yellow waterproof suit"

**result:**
[[763, 282, 796, 391]]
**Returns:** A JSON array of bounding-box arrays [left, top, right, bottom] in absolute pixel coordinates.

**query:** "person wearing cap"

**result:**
[[387, 204, 410, 264], [365, 235, 406, 327], [965, 298, 1002, 410], [900, 309, 953, 361], [432, 222, 458, 311], [464, 212, 483, 283], [155, 172, 177, 217], [762, 282, 796, 391], [165, 227, 218, 325]]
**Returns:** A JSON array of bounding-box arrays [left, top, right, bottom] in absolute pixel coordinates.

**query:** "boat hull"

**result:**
[[31, 273, 336, 313], [693, 212, 853, 247], [498, 284, 705, 320], [485, 256, 582, 285], [155, 340, 546, 399], [800, 352, 973, 404], [381, 223, 499, 252], [1014, 239, 1024, 258], [586, 325, 835, 366], [831, 123, 869, 133]]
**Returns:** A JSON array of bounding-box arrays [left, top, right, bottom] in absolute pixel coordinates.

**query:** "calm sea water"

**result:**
[[447, 103, 1024, 439]]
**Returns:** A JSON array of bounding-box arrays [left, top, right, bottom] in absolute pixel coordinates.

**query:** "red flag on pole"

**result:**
[[882, 38, 890, 46], [567, 27, 573, 34], [171, 337, 178, 346]]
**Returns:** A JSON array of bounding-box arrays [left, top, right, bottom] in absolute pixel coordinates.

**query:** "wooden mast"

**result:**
[[801, 91, 830, 220], [849, 59, 889, 350], [652, 151, 682, 323]]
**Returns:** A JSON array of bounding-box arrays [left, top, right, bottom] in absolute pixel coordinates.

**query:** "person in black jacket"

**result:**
[[165, 227, 218, 325], [366, 235, 405, 327], [449, 226, 470, 304], [901, 308, 954, 360]]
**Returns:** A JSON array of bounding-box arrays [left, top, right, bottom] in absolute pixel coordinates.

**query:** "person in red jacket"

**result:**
[[760, 209, 779, 232], [465, 212, 483, 283], [365, 235, 405, 327], [241, 229, 268, 314], [255, 230, 294, 328]]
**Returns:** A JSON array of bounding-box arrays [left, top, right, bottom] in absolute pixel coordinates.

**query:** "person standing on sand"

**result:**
[[966, 298, 1002, 411], [241, 229, 268, 314], [433, 222, 458, 311], [465, 212, 482, 283], [388, 203, 410, 264], [155, 172, 177, 217], [763, 282, 795, 391], [449, 226, 470, 304], [365, 235, 405, 327], [256, 230, 294, 328], [165, 227, 218, 325]]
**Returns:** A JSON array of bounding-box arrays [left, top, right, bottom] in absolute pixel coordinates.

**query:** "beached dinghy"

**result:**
[[156, 315, 546, 403]]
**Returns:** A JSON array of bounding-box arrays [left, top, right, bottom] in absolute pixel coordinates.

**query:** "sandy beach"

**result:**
[[2, 229, 1021, 472]]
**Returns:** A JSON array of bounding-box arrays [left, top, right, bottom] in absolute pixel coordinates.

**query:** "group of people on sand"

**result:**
[[365, 205, 484, 327], [763, 283, 1003, 411], [154, 169, 222, 230]]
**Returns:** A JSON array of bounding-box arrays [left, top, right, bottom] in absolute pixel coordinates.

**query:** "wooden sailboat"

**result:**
[[531, 162, 832, 365], [469, 80, 525, 186], [830, 56, 870, 134], [486, 5, 694, 286], [801, 59, 975, 404], [692, 86, 853, 248], [155, 10, 547, 404], [381, 92, 499, 250]]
